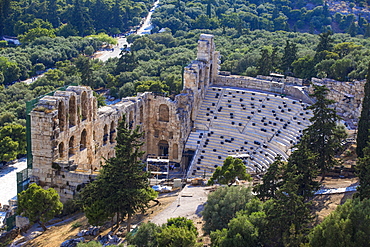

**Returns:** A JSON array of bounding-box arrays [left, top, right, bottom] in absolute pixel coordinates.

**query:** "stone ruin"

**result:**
[[30, 34, 365, 202], [30, 34, 218, 202]]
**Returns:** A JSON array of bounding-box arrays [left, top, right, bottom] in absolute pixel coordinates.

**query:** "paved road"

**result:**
[[137, 0, 160, 35], [96, 37, 129, 62], [97, 0, 160, 61], [149, 185, 210, 225], [0, 158, 27, 206]]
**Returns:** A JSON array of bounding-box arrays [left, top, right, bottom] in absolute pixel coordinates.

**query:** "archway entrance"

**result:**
[[158, 140, 169, 157]]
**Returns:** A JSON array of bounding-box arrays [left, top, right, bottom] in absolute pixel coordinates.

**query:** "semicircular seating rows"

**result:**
[[185, 86, 312, 178]]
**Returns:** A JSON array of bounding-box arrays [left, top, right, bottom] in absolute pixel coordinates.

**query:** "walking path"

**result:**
[[0, 158, 27, 206], [148, 183, 359, 226], [148, 185, 210, 225]]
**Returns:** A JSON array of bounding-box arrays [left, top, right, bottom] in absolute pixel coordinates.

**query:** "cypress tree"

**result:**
[[356, 145, 370, 200], [356, 62, 370, 158], [303, 84, 346, 179], [81, 115, 156, 231]]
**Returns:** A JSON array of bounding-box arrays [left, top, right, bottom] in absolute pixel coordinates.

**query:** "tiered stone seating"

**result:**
[[186, 86, 313, 178]]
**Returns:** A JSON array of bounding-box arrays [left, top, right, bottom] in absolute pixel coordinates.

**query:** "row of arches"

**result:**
[[57, 92, 90, 131], [58, 129, 88, 158], [103, 121, 116, 145]]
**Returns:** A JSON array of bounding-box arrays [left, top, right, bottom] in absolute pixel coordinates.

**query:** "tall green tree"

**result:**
[[81, 115, 156, 232], [303, 84, 346, 179], [207, 156, 251, 186], [356, 145, 370, 200], [263, 178, 312, 246], [253, 155, 284, 201], [202, 186, 253, 233], [116, 50, 139, 73], [156, 217, 200, 247], [356, 63, 370, 158], [284, 141, 320, 200], [281, 40, 297, 75], [309, 198, 370, 247], [314, 31, 334, 63], [17, 183, 63, 231], [126, 222, 161, 247]]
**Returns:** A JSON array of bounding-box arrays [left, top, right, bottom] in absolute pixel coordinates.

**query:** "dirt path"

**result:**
[[12, 194, 179, 247]]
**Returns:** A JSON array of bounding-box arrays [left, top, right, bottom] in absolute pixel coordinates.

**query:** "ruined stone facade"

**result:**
[[311, 77, 365, 128], [30, 34, 364, 202], [30, 34, 219, 202]]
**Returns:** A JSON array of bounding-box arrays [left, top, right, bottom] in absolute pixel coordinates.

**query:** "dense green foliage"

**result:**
[[309, 198, 370, 247], [202, 186, 253, 234], [253, 155, 284, 201], [153, 0, 369, 35], [207, 156, 251, 186], [126, 222, 161, 247], [356, 63, 370, 158], [356, 145, 370, 200], [303, 84, 346, 178], [17, 183, 63, 231], [0, 124, 26, 163], [127, 217, 200, 247], [80, 115, 156, 230], [0, 36, 102, 84], [0, 0, 152, 37]]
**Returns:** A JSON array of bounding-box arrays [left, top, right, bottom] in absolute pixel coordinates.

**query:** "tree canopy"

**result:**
[[202, 185, 253, 234], [309, 198, 370, 247], [207, 156, 251, 186], [356, 63, 370, 158], [17, 183, 63, 231], [80, 115, 156, 231], [126, 217, 200, 247]]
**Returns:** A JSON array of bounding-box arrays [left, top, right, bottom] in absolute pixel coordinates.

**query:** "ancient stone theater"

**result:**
[[30, 34, 361, 202]]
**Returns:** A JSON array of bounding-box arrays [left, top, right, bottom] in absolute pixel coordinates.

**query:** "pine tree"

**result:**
[[207, 156, 251, 186], [314, 31, 334, 63], [284, 140, 320, 200], [281, 40, 297, 75], [254, 155, 284, 201], [18, 184, 63, 231], [81, 115, 156, 231], [356, 63, 370, 158], [356, 145, 370, 200], [303, 84, 346, 179]]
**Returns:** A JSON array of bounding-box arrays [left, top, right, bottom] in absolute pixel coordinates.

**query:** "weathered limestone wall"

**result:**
[[311, 78, 365, 127], [30, 34, 219, 202], [184, 34, 220, 121], [215, 75, 285, 94]]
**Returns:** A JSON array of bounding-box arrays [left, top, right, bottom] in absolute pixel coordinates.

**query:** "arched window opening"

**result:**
[[92, 98, 97, 120], [140, 106, 143, 123], [81, 91, 88, 121], [110, 121, 115, 143], [173, 143, 178, 160], [69, 136, 75, 156], [58, 101, 65, 131], [159, 104, 169, 122], [58, 142, 64, 158], [80, 129, 87, 150], [158, 140, 169, 157], [129, 111, 134, 129], [103, 125, 108, 145], [69, 95, 77, 127], [198, 69, 203, 90]]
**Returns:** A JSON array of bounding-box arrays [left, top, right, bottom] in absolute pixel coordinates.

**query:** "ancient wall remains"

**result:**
[[215, 75, 285, 94], [30, 33, 365, 202], [30, 34, 219, 202], [310, 77, 365, 128]]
